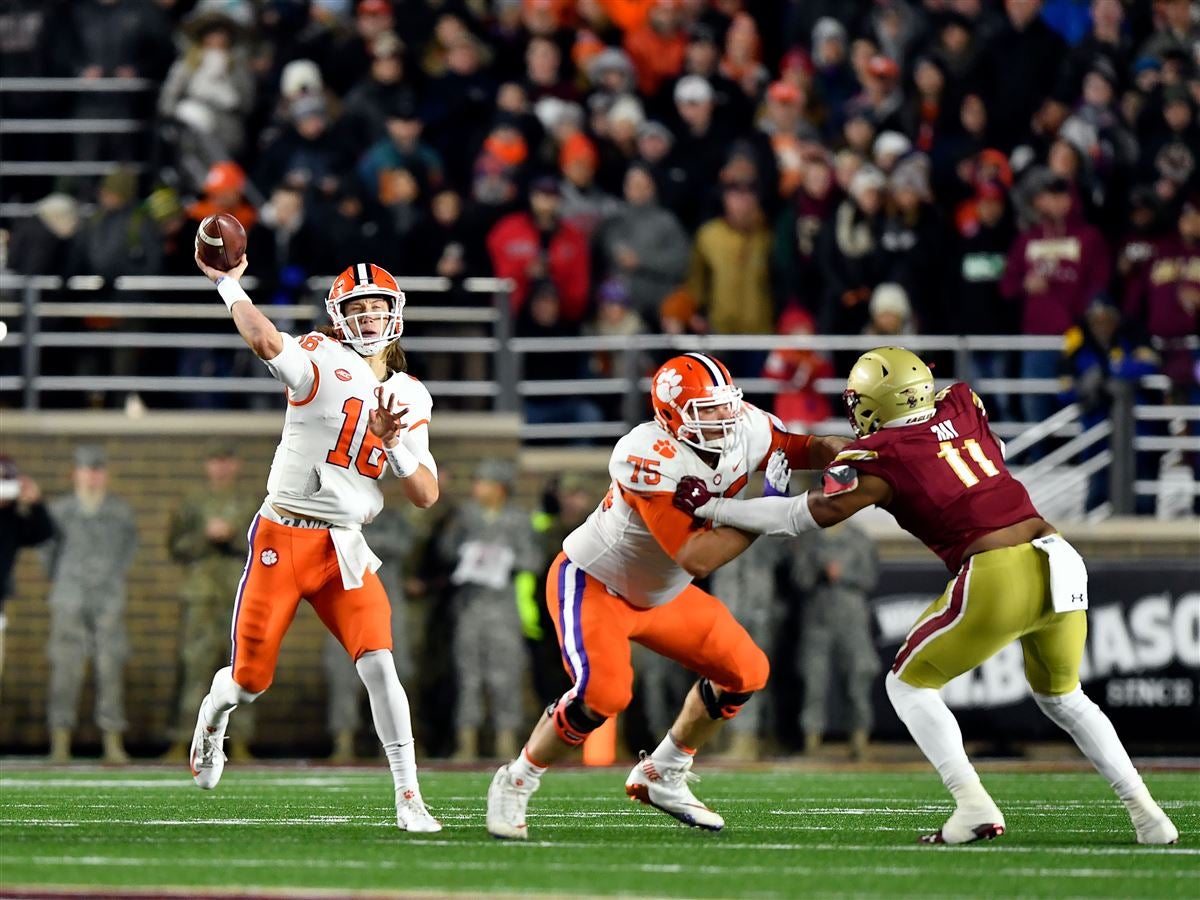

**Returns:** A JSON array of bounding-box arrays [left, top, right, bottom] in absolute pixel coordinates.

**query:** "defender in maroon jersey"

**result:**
[[673, 347, 1178, 847]]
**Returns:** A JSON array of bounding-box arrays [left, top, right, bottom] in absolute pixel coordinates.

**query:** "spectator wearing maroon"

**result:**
[[1124, 195, 1200, 400], [668, 75, 732, 231], [955, 180, 1020, 418], [762, 306, 834, 432], [977, 0, 1067, 151], [810, 17, 858, 136], [1001, 172, 1111, 422], [341, 31, 409, 144], [486, 175, 591, 325], [817, 164, 888, 342], [596, 163, 689, 324], [774, 153, 838, 312], [623, 0, 688, 99]]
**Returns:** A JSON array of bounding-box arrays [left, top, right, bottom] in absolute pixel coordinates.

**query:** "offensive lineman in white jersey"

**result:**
[[486, 352, 847, 839], [190, 249, 442, 832]]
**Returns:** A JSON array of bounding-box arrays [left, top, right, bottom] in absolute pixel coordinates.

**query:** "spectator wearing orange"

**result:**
[[623, 0, 687, 97], [762, 307, 833, 431], [188, 161, 257, 229], [719, 12, 768, 103], [759, 80, 817, 198]]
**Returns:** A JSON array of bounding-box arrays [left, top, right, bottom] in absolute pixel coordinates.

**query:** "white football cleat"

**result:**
[[1134, 810, 1179, 845], [920, 800, 1006, 845], [395, 788, 442, 833], [188, 699, 226, 791], [486, 764, 539, 840], [625, 751, 724, 831]]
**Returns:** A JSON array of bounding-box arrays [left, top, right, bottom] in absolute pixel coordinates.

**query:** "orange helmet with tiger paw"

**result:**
[[651, 353, 744, 453]]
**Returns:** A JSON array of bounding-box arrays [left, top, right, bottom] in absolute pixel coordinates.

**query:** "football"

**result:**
[[195, 213, 247, 271]]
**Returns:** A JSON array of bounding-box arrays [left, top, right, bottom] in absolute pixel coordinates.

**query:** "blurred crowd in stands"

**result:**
[[0, 0, 1198, 419]]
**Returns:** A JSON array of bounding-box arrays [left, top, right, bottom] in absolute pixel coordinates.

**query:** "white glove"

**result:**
[[763, 448, 791, 497]]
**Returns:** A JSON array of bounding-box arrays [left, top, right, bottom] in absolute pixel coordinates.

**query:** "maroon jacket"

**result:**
[[1000, 219, 1110, 335], [1124, 234, 1200, 339], [486, 212, 591, 323]]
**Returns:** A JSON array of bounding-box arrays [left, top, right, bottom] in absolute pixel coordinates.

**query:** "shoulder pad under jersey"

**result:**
[[610, 423, 690, 491]]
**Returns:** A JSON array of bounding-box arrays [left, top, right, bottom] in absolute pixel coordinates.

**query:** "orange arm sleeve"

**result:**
[[764, 428, 814, 470], [618, 485, 704, 558]]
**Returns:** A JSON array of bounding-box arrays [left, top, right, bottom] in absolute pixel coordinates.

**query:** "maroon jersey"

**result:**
[[829, 382, 1040, 572]]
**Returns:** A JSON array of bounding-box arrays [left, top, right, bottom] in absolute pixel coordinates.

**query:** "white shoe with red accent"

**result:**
[[625, 751, 724, 831], [486, 764, 539, 840], [920, 800, 1006, 845], [188, 699, 226, 791], [395, 788, 442, 833]]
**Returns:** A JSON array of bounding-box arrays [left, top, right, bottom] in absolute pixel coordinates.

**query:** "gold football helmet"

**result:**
[[843, 347, 935, 437]]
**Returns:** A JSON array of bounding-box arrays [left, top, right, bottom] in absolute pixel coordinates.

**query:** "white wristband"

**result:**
[[217, 276, 251, 311], [384, 441, 420, 478], [700, 491, 819, 537]]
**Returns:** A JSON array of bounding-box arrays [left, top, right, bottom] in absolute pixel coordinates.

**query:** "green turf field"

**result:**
[[1, 765, 1195, 898]]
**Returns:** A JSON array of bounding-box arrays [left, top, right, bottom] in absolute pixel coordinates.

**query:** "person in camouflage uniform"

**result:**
[[787, 520, 881, 759], [708, 536, 787, 760], [323, 504, 417, 762], [439, 459, 540, 761], [43, 445, 138, 764], [162, 445, 260, 762]]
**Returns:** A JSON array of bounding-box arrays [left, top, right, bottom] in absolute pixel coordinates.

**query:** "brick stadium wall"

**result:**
[[0, 411, 526, 757]]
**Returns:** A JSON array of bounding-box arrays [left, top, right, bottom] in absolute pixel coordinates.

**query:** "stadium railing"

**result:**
[[0, 274, 1196, 519]]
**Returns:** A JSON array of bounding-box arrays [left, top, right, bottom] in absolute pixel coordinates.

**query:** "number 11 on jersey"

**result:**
[[938, 438, 999, 488]]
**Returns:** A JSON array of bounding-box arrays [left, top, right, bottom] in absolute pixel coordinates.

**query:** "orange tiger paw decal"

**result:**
[[652, 439, 676, 459]]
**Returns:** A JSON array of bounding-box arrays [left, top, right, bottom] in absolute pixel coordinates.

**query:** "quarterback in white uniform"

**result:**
[[189, 250, 442, 833], [487, 352, 846, 839]]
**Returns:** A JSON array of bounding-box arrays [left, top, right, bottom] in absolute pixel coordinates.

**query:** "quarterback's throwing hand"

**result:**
[[673, 475, 715, 518], [369, 386, 407, 446]]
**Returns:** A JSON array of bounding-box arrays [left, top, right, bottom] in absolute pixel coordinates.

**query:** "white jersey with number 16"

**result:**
[[262, 330, 435, 526]]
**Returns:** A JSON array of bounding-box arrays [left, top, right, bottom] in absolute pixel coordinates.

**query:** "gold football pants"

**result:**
[[892, 542, 1086, 696]]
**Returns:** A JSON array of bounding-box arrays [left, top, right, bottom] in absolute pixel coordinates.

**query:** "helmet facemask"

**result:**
[[332, 294, 405, 356], [675, 385, 745, 453]]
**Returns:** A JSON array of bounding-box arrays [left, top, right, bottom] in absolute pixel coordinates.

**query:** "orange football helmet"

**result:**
[[325, 263, 405, 356], [651, 353, 744, 452]]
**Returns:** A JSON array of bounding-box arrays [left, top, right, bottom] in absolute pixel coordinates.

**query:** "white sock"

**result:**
[[507, 747, 548, 786], [202, 666, 261, 729], [356, 650, 418, 795], [650, 731, 695, 768], [885, 672, 989, 806], [1033, 688, 1145, 802]]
